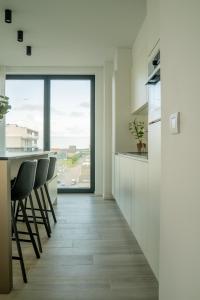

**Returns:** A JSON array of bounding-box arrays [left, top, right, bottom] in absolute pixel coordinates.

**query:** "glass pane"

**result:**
[[50, 80, 91, 189], [5, 80, 44, 152]]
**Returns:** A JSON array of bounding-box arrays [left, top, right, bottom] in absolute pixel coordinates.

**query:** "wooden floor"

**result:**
[[1, 195, 158, 300]]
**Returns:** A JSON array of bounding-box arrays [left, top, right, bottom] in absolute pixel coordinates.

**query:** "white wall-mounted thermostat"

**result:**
[[169, 112, 180, 134]]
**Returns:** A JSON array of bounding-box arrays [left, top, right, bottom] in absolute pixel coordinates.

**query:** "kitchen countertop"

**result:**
[[0, 151, 56, 160], [117, 152, 148, 161]]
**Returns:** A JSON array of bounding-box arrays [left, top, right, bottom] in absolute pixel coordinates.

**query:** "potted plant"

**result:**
[[0, 95, 11, 119], [128, 119, 146, 153]]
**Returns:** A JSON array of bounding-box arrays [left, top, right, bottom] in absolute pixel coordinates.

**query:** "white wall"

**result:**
[[159, 1, 200, 299], [103, 62, 113, 199], [5, 66, 104, 195]]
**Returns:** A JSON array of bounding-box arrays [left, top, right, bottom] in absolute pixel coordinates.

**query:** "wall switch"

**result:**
[[170, 112, 180, 134]]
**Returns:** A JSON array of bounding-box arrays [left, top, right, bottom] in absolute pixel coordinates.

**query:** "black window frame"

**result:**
[[6, 74, 95, 193]]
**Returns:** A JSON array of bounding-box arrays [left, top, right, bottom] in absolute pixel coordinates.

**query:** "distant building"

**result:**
[[52, 148, 67, 159], [6, 124, 39, 152], [79, 158, 90, 183], [68, 145, 77, 154], [67, 145, 80, 158]]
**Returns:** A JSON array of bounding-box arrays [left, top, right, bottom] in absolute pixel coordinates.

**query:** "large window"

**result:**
[[5, 75, 95, 193], [51, 80, 92, 190]]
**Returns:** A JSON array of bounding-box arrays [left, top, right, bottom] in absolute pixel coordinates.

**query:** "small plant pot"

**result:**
[[137, 141, 143, 153], [143, 143, 146, 152]]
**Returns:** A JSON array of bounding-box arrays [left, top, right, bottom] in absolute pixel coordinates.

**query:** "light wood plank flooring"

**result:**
[[1, 195, 158, 300]]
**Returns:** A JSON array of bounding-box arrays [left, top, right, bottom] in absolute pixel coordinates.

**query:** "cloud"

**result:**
[[52, 108, 66, 116], [15, 104, 66, 116], [70, 111, 84, 117], [65, 126, 85, 135], [15, 104, 42, 111], [80, 102, 90, 108]]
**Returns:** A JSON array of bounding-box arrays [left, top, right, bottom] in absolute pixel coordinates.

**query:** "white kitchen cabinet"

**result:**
[[131, 160, 148, 256], [116, 154, 149, 245], [119, 156, 132, 227], [114, 153, 160, 280], [131, 19, 148, 113], [147, 0, 160, 56]]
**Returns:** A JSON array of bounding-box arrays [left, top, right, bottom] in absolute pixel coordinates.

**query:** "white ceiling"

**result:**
[[0, 0, 146, 67]]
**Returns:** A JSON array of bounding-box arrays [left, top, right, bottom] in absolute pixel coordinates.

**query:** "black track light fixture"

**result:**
[[17, 30, 23, 42], [26, 46, 32, 56], [5, 9, 12, 23]]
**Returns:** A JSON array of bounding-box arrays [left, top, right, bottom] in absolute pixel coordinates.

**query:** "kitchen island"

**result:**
[[0, 151, 56, 293]]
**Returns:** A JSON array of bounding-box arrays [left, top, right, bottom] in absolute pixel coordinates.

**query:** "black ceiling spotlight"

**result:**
[[5, 9, 12, 23], [26, 46, 32, 56], [17, 30, 23, 42]]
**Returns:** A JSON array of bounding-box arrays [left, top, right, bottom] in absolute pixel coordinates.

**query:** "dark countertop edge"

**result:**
[[117, 152, 148, 161], [0, 151, 57, 160]]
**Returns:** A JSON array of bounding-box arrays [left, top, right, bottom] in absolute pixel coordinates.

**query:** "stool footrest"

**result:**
[[16, 230, 38, 236], [17, 214, 48, 220], [18, 219, 51, 229], [12, 256, 21, 260], [24, 215, 46, 220], [17, 238, 33, 243], [17, 217, 49, 228], [29, 220, 49, 225], [26, 207, 52, 213]]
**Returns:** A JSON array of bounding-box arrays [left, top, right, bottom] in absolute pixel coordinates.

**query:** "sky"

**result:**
[[5, 79, 91, 149]]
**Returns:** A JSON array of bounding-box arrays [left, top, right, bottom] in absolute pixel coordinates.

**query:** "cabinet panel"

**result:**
[[131, 19, 148, 113], [112, 49, 133, 153], [131, 55, 147, 112], [132, 161, 148, 255], [119, 156, 132, 226]]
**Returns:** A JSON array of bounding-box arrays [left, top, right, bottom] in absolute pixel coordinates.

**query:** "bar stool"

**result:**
[[33, 158, 51, 237], [18, 157, 57, 236], [17, 158, 51, 238], [11, 160, 40, 283]]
